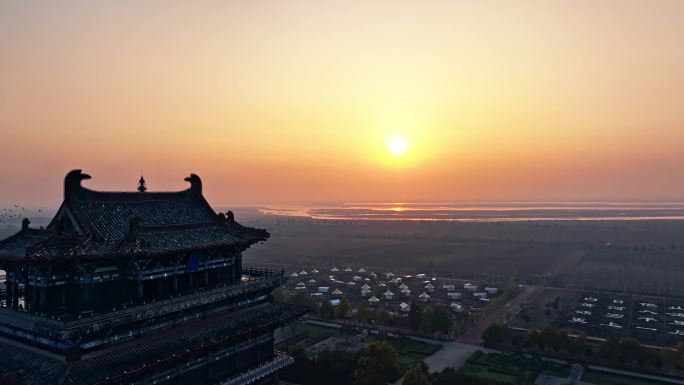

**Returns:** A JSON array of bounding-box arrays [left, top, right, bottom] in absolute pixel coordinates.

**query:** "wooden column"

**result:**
[[137, 279, 144, 301], [11, 282, 19, 308], [61, 285, 67, 307], [157, 278, 163, 298], [173, 257, 180, 294], [203, 256, 209, 288], [39, 285, 47, 307], [6, 279, 13, 308], [82, 273, 93, 309]]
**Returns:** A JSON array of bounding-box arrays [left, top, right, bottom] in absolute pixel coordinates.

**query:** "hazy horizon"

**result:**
[[2, 1, 684, 207]]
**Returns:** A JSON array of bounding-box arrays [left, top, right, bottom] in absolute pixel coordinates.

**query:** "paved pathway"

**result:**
[[458, 285, 538, 345]]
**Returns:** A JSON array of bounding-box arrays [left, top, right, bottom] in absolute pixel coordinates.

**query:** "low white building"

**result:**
[[442, 284, 456, 291], [484, 287, 498, 295], [450, 302, 463, 312], [464, 283, 477, 291], [473, 292, 487, 298], [399, 302, 411, 312], [447, 292, 461, 299], [318, 286, 330, 293], [352, 275, 363, 282]]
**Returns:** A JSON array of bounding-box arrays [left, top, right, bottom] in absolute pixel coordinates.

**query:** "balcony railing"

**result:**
[[221, 352, 294, 385], [0, 268, 285, 344]]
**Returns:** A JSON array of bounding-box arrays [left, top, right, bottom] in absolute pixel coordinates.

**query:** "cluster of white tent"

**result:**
[[289, 267, 499, 314]]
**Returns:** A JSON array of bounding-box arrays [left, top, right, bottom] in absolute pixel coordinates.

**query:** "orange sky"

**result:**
[[1, 1, 684, 207]]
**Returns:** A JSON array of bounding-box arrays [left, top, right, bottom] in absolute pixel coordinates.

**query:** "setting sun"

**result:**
[[388, 137, 409, 156]]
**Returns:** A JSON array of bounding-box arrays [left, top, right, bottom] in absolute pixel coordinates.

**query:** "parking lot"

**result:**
[[556, 291, 684, 347]]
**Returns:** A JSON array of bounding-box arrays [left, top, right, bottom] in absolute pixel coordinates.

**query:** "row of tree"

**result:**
[[483, 323, 684, 372], [407, 303, 453, 335], [402, 363, 510, 385], [280, 341, 402, 385]]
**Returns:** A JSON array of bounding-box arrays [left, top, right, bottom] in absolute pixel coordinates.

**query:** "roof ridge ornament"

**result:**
[[184, 173, 202, 194], [64, 169, 91, 200], [138, 175, 147, 192]]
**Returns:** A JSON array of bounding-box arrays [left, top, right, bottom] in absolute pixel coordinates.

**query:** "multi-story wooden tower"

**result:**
[[0, 170, 303, 385]]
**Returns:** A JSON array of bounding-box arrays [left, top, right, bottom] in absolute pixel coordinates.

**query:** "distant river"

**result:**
[[259, 202, 684, 222]]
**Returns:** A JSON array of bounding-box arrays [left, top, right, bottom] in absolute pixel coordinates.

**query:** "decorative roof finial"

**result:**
[[138, 175, 147, 193]]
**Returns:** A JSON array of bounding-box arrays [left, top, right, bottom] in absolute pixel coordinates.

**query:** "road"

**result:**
[[457, 285, 539, 345]]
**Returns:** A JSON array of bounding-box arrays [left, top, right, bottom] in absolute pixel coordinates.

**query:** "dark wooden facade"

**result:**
[[0, 170, 303, 385]]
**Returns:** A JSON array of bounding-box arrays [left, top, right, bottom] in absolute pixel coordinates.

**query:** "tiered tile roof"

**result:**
[[0, 303, 305, 385], [0, 170, 268, 262]]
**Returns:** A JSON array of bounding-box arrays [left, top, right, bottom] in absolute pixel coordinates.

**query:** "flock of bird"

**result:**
[[0, 205, 43, 226]]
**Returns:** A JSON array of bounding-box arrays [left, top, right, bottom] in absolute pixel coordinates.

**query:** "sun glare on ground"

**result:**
[[388, 137, 409, 156]]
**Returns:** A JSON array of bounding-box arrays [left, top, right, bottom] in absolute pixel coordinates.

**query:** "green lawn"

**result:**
[[277, 323, 356, 351], [459, 351, 571, 385], [582, 369, 674, 385], [362, 335, 442, 371], [278, 324, 442, 373]]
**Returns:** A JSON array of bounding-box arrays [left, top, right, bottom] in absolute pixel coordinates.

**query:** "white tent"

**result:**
[[361, 283, 371, 290], [299, 270, 308, 275], [331, 267, 339, 272], [398, 283, 409, 290], [358, 268, 367, 273], [425, 283, 435, 292], [290, 272, 299, 277], [332, 288, 343, 296], [383, 289, 394, 299], [308, 279, 316, 283], [368, 296, 380, 305], [310, 268, 319, 273], [418, 292, 430, 302], [344, 267, 353, 272], [399, 302, 410, 312]]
